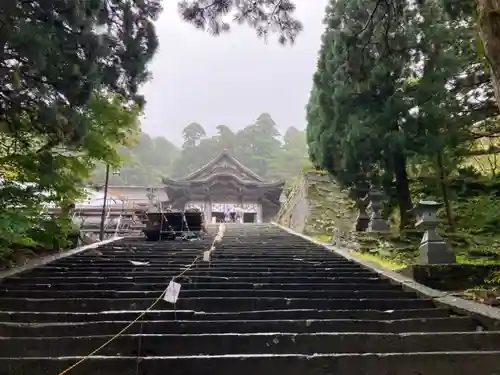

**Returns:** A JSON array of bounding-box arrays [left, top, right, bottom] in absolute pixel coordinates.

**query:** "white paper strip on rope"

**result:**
[[210, 245, 216, 251], [128, 261, 150, 266], [214, 235, 222, 243], [203, 250, 211, 262], [163, 280, 181, 304]]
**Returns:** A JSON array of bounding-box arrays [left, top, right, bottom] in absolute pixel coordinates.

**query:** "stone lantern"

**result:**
[[412, 196, 456, 264], [349, 187, 370, 232], [367, 187, 390, 232]]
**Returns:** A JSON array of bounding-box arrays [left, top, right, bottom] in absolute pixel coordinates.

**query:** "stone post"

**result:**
[[367, 187, 390, 233], [349, 187, 370, 232], [412, 196, 456, 264]]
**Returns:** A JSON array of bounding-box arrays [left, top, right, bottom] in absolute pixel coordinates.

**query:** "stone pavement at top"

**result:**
[[0, 224, 500, 375]]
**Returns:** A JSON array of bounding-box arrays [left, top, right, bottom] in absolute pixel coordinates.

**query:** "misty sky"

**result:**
[[139, 0, 329, 146]]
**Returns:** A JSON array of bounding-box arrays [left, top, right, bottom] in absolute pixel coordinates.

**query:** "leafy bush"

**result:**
[[454, 196, 500, 235]]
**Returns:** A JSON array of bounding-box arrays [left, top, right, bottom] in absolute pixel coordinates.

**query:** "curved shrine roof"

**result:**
[[162, 150, 285, 188]]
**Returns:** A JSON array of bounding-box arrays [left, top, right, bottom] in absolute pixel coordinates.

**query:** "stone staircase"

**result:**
[[1, 224, 500, 374]]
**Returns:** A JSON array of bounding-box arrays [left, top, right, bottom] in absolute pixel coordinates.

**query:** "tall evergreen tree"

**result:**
[[0, 0, 160, 148], [177, 0, 302, 43], [182, 123, 207, 148], [315, 0, 500, 120], [307, 0, 496, 228]]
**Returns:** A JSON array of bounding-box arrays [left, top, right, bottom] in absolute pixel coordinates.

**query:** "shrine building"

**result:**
[[162, 150, 284, 223]]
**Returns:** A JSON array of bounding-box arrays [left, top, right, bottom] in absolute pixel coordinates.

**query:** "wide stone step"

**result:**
[[211, 256, 350, 261], [1, 223, 494, 375], [36, 264, 363, 271], [4, 332, 500, 357], [66, 247, 338, 252], [1, 275, 389, 284], [69, 250, 340, 256], [0, 282, 403, 291], [0, 308, 452, 323], [63, 256, 351, 263], [0, 317, 479, 337], [50, 259, 356, 266], [40, 263, 358, 270], [0, 297, 435, 312], [21, 270, 375, 277], [3, 352, 500, 375], [0, 289, 416, 299]]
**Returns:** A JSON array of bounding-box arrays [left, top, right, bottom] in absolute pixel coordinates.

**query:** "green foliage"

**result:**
[[0, 0, 309, 268], [454, 196, 500, 236], [0, 92, 140, 266], [306, 0, 498, 229], [177, 0, 302, 44], [0, 0, 159, 265], [354, 251, 406, 271], [90, 132, 180, 186], [268, 126, 308, 179], [28, 216, 77, 251], [168, 113, 309, 180], [182, 123, 207, 148], [0, 0, 160, 147], [87, 113, 308, 186]]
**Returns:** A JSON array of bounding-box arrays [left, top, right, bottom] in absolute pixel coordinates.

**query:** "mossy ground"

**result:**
[[315, 231, 500, 305], [354, 252, 405, 270]]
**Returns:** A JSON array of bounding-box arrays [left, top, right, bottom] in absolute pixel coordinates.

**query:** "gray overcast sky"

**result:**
[[139, 0, 329, 146]]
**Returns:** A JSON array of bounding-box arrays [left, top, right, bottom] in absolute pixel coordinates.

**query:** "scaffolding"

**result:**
[[142, 201, 206, 241], [75, 197, 146, 239], [46, 196, 147, 243]]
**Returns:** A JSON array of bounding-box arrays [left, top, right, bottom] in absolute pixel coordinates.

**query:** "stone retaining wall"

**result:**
[[277, 172, 356, 237]]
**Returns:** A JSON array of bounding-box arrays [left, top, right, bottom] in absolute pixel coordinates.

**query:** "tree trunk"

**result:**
[[478, 0, 500, 111], [437, 152, 456, 232], [393, 151, 413, 231]]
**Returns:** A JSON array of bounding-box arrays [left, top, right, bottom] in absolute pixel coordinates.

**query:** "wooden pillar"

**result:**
[[256, 200, 263, 223], [204, 196, 212, 223], [239, 194, 244, 223]]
